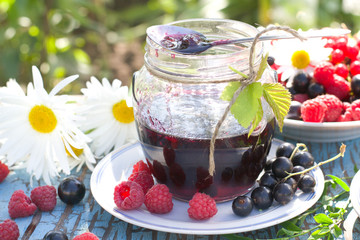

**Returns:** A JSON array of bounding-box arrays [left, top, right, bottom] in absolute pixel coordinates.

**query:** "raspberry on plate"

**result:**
[[188, 192, 217, 220], [8, 190, 37, 219], [132, 160, 151, 174], [73, 232, 99, 240], [324, 74, 351, 100], [0, 219, 20, 240], [128, 170, 154, 194], [144, 184, 173, 214], [30, 185, 57, 212], [316, 94, 343, 122], [114, 181, 144, 210], [313, 62, 335, 87], [0, 161, 10, 183], [301, 98, 327, 122]]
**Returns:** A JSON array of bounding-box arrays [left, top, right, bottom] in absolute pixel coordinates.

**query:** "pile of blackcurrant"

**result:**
[[232, 142, 317, 217]]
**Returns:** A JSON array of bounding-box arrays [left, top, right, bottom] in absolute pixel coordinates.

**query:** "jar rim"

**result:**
[[145, 18, 264, 83]]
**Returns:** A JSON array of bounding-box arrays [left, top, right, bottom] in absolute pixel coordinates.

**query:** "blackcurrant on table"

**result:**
[[1, 134, 360, 239]]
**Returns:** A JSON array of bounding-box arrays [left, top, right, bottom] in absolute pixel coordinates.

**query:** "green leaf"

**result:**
[[248, 98, 263, 136], [327, 174, 350, 192], [223, 234, 253, 240], [230, 82, 263, 128], [262, 83, 291, 132], [313, 213, 333, 224], [229, 66, 249, 79], [317, 227, 331, 236], [221, 82, 241, 101], [255, 52, 269, 81], [280, 221, 302, 232], [332, 225, 342, 238]]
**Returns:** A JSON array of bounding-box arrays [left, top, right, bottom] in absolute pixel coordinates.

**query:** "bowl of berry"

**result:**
[[269, 31, 360, 142]]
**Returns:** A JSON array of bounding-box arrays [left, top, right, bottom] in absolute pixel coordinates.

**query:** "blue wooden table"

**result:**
[[1, 133, 360, 240]]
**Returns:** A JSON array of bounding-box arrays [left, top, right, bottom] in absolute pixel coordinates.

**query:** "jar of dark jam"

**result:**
[[133, 19, 276, 202]]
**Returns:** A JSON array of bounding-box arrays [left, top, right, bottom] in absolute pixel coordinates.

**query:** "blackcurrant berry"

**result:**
[[58, 176, 86, 205], [232, 195, 253, 217], [43, 231, 68, 240], [285, 177, 298, 192], [259, 172, 278, 190], [292, 165, 305, 182], [293, 72, 310, 93], [267, 56, 275, 66], [292, 151, 314, 168], [276, 142, 295, 158], [298, 174, 316, 193], [251, 186, 273, 210], [286, 101, 302, 120], [351, 74, 360, 96], [307, 82, 324, 99], [264, 157, 276, 172], [272, 157, 293, 179], [273, 183, 294, 205]]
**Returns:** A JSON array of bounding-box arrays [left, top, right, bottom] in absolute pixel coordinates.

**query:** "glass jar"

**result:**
[[133, 19, 276, 202]]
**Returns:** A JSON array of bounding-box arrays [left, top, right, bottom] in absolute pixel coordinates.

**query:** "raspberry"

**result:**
[[330, 49, 345, 64], [351, 99, 360, 120], [30, 185, 57, 212], [0, 161, 10, 183], [73, 232, 99, 240], [334, 63, 349, 79], [187, 192, 217, 220], [114, 181, 144, 210], [8, 190, 37, 218], [315, 94, 343, 122], [132, 160, 151, 174], [350, 60, 360, 76], [313, 62, 335, 87], [128, 171, 154, 194], [292, 93, 309, 103], [0, 219, 20, 240], [346, 45, 359, 61], [337, 110, 353, 122], [300, 98, 327, 122], [333, 37, 348, 53], [324, 74, 351, 100], [144, 184, 173, 214]]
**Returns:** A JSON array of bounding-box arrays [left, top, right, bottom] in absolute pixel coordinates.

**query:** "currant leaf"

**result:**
[[255, 52, 269, 81], [262, 83, 291, 132], [248, 98, 263, 137], [220, 82, 241, 101], [230, 82, 263, 128]]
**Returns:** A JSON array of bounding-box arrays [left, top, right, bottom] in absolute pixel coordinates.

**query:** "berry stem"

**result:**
[[289, 143, 308, 161], [284, 143, 346, 181]]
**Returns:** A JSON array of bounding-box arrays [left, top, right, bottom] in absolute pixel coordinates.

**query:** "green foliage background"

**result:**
[[1, 0, 360, 93]]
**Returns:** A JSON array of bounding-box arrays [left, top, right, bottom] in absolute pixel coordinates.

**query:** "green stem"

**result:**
[[284, 144, 346, 181]]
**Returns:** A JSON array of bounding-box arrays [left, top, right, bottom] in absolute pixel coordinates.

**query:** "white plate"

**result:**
[[90, 139, 324, 235], [350, 170, 360, 217], [278, 119, 360, 143]]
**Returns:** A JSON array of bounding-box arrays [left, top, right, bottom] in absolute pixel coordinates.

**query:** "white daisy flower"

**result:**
[[268, 34, 332, 84], [0, 66, 95, 185], [79, 77, 138, 157]]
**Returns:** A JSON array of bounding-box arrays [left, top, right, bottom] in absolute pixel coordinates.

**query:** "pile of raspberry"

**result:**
[[271, 34, 360, 123], [113, 160, 217, 220]]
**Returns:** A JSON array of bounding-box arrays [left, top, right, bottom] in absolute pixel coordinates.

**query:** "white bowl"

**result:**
[[277, 119, 360, 142]]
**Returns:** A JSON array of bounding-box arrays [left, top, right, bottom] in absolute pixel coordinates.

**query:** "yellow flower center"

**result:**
[[291, 50, 310, 69], [28, 105, 57, 133], [112, 100, 134, 123], [65, 144, 84, 157]]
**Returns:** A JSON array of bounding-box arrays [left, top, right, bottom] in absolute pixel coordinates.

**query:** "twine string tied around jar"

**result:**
[[208, 25, 307, 176]]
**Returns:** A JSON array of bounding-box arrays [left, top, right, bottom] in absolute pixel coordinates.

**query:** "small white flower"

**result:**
[[0, 66, 95, 185], [268, 35, 332, 83], [79, 77, 137, 157]]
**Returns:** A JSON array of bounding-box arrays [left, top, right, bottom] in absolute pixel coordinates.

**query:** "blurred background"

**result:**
[[1, 0, 360, 93]]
